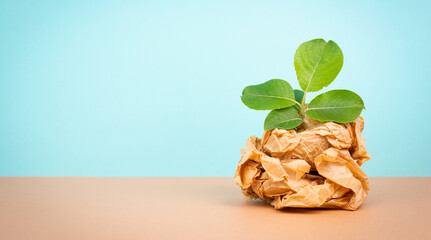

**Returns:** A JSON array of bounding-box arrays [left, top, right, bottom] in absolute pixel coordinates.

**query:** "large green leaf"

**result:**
[[305, 90, 364, 123], [264, 107, 303, 130], [241, 79, 296, 110], [294, 39, 343, 92]]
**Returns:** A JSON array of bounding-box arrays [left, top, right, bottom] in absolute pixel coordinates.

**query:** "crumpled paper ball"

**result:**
[[234, 116, 371, 210]]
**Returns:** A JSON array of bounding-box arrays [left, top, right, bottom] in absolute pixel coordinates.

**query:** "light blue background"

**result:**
[[1, 0, 430, 176]]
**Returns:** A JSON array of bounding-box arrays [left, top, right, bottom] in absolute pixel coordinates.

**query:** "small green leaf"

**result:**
[[294, 89, 305, 103], [294, 39, 343, 92], [264, 107, 303, 130], [293, 89, 305, 110], [305, 90, 364, 123], [241, 79, 296, 110]]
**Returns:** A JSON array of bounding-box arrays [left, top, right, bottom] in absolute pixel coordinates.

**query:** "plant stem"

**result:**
[[293, 100, 305, 118], [301, 91, 307, 109], [293, 100, 302, 108]]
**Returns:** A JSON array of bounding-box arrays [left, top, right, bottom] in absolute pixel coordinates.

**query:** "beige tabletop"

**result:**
[[0, 177, 430, 240]]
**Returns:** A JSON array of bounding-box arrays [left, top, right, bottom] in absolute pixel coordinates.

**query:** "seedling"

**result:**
[[241, 39, 364, 130]]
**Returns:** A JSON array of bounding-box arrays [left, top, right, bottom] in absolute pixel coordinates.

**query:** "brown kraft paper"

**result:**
[[234, 116, 371, 210]]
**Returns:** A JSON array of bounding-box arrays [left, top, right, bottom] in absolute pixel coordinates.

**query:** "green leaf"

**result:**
[[241, 79, 296, 110], [293, 89, 305, 110], [294, 89, 305, 103], [305, 90, 364, 123], [294, 39, 343, 92], [264, 107, 304, 130]]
